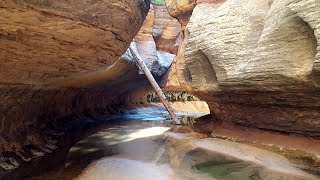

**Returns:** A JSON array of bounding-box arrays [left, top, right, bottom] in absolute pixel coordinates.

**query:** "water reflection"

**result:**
[[28, 107, 318, 180]]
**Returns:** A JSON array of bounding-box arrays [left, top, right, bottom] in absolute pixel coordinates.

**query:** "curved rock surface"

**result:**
[[186, 0, 319, 87], [134, 3, 180, 77], [166, 0, 320, 136], [0, 0, 155, 177], [165, 0, 196, 26], [0, 0, 150, 84]]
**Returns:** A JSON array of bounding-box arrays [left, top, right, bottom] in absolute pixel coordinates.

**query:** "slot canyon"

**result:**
[[0, 0, 320, 179]]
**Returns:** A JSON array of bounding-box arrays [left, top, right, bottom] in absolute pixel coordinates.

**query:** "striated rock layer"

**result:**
[[0, 0, 150, 83], [0, 0, 156, 177], [165, 0, 320, 136]]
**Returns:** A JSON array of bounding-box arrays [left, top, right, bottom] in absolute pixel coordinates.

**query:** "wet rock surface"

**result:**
[[165, 131, 319, 180]]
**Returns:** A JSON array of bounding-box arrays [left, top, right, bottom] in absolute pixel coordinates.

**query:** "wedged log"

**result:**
[[129, 44, 180, 124]]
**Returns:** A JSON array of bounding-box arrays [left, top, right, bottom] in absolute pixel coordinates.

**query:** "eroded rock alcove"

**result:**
[[1, 0, 320, 179]]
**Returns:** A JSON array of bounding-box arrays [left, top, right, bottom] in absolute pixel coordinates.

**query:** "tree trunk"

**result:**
[[129, 45, 181, 125]]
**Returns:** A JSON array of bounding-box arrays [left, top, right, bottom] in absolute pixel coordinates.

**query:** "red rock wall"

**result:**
[[0, 0, 152, 176]]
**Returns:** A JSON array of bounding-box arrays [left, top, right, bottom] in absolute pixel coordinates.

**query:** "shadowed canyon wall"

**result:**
[[0, 0, 156, 176], [0, 0, 186, 177]]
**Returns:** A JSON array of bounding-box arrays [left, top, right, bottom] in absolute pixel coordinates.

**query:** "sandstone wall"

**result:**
[[185, 0, 319, 87], [164, 0, 194, 89], [166, 0, 320, 136], [0, 0, 152, 176], [0, 0, 150, 84], [134, 3, 181, 78]]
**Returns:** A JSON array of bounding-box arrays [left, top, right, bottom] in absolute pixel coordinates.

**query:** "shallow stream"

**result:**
[[29, 106, 318, 180]]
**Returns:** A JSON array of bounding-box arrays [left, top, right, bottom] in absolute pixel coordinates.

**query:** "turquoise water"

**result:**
[[194, 160, 262, 180], [104, 106, 206, 121]]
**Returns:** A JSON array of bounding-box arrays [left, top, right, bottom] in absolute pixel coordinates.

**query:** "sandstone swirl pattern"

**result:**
[[186, 0, 319, 87], [167, 0, 320, 136]]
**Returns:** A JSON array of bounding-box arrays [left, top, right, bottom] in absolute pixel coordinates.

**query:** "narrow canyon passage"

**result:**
[[1, 0, 320, 179], [26, 104, 318, 180], [27, 102, 208, 179]]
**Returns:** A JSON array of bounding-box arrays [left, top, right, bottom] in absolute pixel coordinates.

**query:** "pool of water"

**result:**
[[104, 105, 207, 121], [186, 149, 277, 180], [28, 107, 318, 180]]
